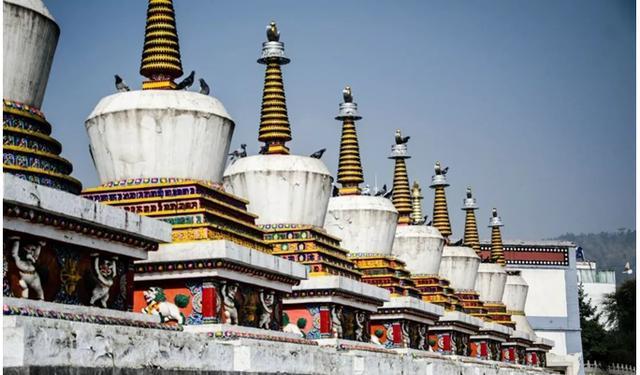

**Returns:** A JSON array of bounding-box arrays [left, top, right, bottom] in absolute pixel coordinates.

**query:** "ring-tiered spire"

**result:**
[[257, 21, 292, 155], [462, 187, 480, 255], [489, 208, 506, 266], [140, 0, 184, 90], [410, 181, 424, 224], [389, 130, 412, 224], [335, 86, 364, 195], [429, 161, 452, 240]]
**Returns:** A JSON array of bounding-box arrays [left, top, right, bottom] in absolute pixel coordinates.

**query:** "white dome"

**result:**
[[85, 90, 234, 184]]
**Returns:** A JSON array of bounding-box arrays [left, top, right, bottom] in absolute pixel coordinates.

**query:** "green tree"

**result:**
[[602, 278, 636, 365], [578, 283, 609, 363]]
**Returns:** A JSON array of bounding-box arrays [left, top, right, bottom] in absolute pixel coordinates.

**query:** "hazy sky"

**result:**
[[42, 0, 635, 240]]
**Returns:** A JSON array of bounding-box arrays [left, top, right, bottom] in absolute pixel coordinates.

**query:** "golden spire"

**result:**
[[410, 181, 424, 224], [429, 161, 452, 239], [140, 0, 184, 90], [462, 187, 480, 255], [489, 208, 506, 266], [257, 21, 292, 155], [389, 130, 412, 224], [335, 86, 364, 195]]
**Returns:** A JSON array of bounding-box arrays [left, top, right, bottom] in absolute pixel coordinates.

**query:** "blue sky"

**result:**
[[42, 0, 635, 240]]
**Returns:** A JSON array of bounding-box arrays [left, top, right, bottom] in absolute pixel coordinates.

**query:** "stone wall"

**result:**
[[4, 302, 556, 375]]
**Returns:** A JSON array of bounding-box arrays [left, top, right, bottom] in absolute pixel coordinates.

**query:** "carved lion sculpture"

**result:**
[[141, 286, 190, 325]]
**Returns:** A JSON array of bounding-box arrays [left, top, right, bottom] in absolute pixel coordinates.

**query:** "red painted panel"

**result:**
[[320, 308, 330, 334], [392, 322, 401, 344], [202, 285, 215, 318]]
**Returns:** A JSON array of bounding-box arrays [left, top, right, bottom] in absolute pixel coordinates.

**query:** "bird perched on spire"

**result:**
[[395, 129, 410, 144], [114, 75, 130, 92], [228, 144, 247, 164], [361, 184, 371, 196], [267, 21, 280, 42], [176, 70, 195, 90], [310, 148, 326, 159], [466, 187, 472, 198], [343, 86, 353, 103], [434, 161, 449, 176], [199, 78, 210, 95], [375, 184, 387, 196]]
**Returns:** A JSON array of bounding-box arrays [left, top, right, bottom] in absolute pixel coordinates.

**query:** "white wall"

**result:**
[[535, 331, 567, 355], [520, 269, 567, 317]]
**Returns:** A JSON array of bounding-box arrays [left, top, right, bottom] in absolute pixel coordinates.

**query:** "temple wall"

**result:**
[[3, 0, 59, 108], [4, 308, 555, 375], [85, 91, 234, 185]]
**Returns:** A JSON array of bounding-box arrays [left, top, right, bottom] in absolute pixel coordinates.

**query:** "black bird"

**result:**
[[416, 215, 428, 225], [228, 144, 248, 164], [451, 238, 463, 246], [266, 21, 280, 42], [310, 148, 326, 159], [199, 78, 210, 95], [441, 166, 449, 175], [395, 129, 410, 144], [259, 145, 268, 154], [426, 220, 433, 226], [343, 86, 353, 103], [332, 185, 339, 197], [375, 184, 387, 196], [176, 70, 195, 90], [383, 187, 394, 199], [114, 75, 130, 92]]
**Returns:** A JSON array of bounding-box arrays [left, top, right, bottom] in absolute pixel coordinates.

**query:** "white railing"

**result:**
[[584, 361, 636, 375]]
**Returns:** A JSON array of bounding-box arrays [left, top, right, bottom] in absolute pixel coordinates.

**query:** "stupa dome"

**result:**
[[325, 195, 398, 255], [85, 90, 234, 184], [438, 245, 481, 290]]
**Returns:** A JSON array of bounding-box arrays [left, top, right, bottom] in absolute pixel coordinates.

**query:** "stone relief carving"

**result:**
[[418, 325, 427, 350], [258, 289, 275, 329], [222, 282, 239, 325], [331, 305, 343, 338], [10, 235, 45, 299], [354, 311, 365, 342], [89, 253, 117, 308]]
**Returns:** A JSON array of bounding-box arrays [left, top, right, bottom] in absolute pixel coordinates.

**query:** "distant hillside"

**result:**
[[549, 230, 635, 285]]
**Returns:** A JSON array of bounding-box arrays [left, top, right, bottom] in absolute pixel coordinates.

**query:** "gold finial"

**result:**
[[462, 187, 480, 255], [410, 181, 425, 224], [336, 86, 364, 195], [490, 208, 506, 266], [267, 21, 280, 42], [430, 161, 452, 239], [140, 0, 184, 90]]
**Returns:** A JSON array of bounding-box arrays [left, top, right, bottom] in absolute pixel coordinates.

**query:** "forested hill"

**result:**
[[549, 230, 635, 285]]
